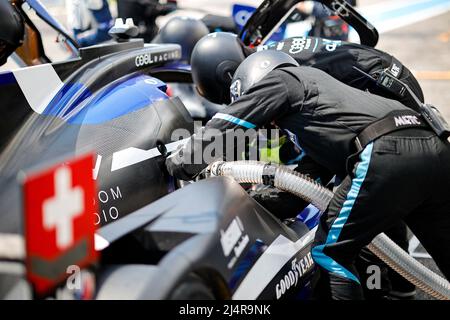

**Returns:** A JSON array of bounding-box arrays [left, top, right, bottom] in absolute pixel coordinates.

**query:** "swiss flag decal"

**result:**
[[23, 154, 98, 296]]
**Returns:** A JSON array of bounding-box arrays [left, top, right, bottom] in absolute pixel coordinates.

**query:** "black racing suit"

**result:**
[[167, 66, 450, 299]]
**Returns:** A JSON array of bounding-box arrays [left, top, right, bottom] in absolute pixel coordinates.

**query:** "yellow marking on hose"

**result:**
[[413, 71, 450, 80]]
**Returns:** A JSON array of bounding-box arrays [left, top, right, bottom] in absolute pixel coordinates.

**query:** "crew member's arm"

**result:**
[[166, 70, 303, 180]]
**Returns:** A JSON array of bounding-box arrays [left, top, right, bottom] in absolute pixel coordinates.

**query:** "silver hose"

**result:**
[[210, 160, 450, 300]]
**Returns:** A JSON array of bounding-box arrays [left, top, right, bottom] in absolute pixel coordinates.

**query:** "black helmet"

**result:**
[[230, 50, 299, 102], [153, 17, 209, 63], [191, 32, 251, 105], [0, 1, 24, 66]]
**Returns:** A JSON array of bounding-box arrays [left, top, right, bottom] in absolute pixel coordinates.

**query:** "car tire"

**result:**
[[169, 273, 215, 300]]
